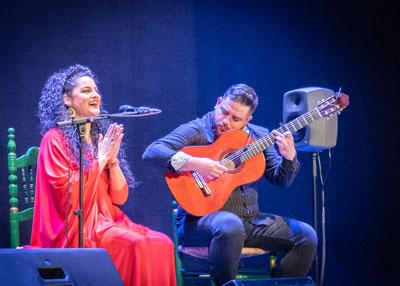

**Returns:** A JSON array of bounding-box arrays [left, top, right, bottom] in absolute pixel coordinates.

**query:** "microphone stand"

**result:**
[[57, 109, 161, 247], [77, 122, 86, 248]]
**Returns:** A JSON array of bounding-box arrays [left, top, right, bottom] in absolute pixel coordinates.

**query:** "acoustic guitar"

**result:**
[[166, 92, 349, 216]]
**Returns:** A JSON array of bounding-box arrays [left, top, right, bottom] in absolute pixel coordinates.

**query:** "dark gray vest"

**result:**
[[220, 185, 260, 219]]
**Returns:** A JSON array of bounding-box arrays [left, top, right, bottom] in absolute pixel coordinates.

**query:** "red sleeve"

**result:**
[[108, 179, 128, 205], [31, 129, 100, 248], [40, 130, 100, 214]]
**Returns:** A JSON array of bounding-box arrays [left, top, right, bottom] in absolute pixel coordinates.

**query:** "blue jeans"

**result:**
[[178, 211, 317, 286]]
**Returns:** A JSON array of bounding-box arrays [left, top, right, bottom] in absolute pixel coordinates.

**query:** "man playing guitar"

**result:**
[[143, 84, 318, 286]]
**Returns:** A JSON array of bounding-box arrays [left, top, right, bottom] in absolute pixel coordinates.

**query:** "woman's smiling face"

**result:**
[[63, 76, 101, 118]]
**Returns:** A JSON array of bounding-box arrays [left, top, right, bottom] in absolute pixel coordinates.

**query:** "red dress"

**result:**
[[30, 128, 176, 286]]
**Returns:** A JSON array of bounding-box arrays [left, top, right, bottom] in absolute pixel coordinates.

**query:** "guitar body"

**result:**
[[165, 129, 265, 216], [165, 92, 350, 217]]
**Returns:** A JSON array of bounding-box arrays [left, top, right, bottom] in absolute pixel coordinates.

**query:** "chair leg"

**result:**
[[269, 251, 277, 278], [174, 239, 184, 286], [172, 201, 184, 286], [10, 212, 20, 248]]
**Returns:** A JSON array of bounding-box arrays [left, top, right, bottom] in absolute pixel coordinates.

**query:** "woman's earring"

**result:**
[[67, 107, 76, 118]]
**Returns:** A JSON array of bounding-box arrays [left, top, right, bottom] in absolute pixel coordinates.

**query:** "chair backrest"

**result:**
[[8, 127, 39, 248]]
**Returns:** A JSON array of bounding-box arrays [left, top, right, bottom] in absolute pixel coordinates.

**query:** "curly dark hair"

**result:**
[[38, 64, 135, 188]]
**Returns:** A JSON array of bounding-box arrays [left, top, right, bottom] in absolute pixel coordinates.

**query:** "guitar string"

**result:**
[[218, 108, 323, 167], [197, 97, 336, 182], [196, 96, 338, 185]]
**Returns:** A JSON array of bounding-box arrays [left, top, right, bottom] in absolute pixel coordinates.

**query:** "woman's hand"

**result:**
[[98, 123, 124, 170], [98, 123, 128, 203]]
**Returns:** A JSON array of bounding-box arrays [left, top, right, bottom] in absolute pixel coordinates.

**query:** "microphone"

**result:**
[[119, 105, 161, 114]]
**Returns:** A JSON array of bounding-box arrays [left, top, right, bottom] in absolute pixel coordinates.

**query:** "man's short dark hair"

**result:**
[[222, 83, 258, 114]]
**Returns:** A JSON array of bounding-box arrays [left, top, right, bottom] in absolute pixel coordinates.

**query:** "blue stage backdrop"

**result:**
[[0, 1, 397, 285]]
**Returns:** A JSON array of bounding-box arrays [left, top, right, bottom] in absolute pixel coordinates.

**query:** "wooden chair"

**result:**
[[7, 127, 39, 248], [172, 201, 276, 286]]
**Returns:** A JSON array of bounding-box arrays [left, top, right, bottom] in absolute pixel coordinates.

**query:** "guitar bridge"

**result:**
[[192, 172, 211, 197]]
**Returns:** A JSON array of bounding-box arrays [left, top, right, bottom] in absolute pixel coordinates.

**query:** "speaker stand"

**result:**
[[312, 152, 326, 286], [312, 153, 319, 285]]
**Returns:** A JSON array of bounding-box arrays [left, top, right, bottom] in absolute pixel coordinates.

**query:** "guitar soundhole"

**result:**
[[220, 149, 244, 174]]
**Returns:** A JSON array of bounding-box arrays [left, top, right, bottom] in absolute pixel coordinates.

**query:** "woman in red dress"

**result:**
[[30, 64, 176, 286]]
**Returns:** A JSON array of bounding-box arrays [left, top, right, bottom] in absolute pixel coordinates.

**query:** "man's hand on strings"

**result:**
[[272, 130, 296, 161], [180, 157, 228, 181]]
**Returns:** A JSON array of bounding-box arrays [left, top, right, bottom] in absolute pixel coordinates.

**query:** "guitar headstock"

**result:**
[[318, 92, 349, 118]]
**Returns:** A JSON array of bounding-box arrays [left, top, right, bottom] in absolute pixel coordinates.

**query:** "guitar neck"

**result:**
[[239, 107, 322, 162]]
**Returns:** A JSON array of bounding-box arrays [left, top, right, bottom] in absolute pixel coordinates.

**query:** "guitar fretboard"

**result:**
[[220, 107, 322, 166]]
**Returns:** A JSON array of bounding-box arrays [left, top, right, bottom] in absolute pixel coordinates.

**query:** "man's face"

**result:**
[[214, 97, 253, 136]]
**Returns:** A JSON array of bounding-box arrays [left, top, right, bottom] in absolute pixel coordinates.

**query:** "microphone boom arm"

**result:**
[[56, 108, 162, 127]]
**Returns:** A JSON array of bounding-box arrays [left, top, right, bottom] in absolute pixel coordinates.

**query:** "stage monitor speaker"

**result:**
[[283, 87, 338, 152], [222, 276, 315, 286], [0, 248, 123, 286]]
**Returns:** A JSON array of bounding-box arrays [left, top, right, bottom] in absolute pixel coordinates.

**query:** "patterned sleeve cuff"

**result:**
[[171, 151, 192, 171], [282, 156, 300, 171]]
